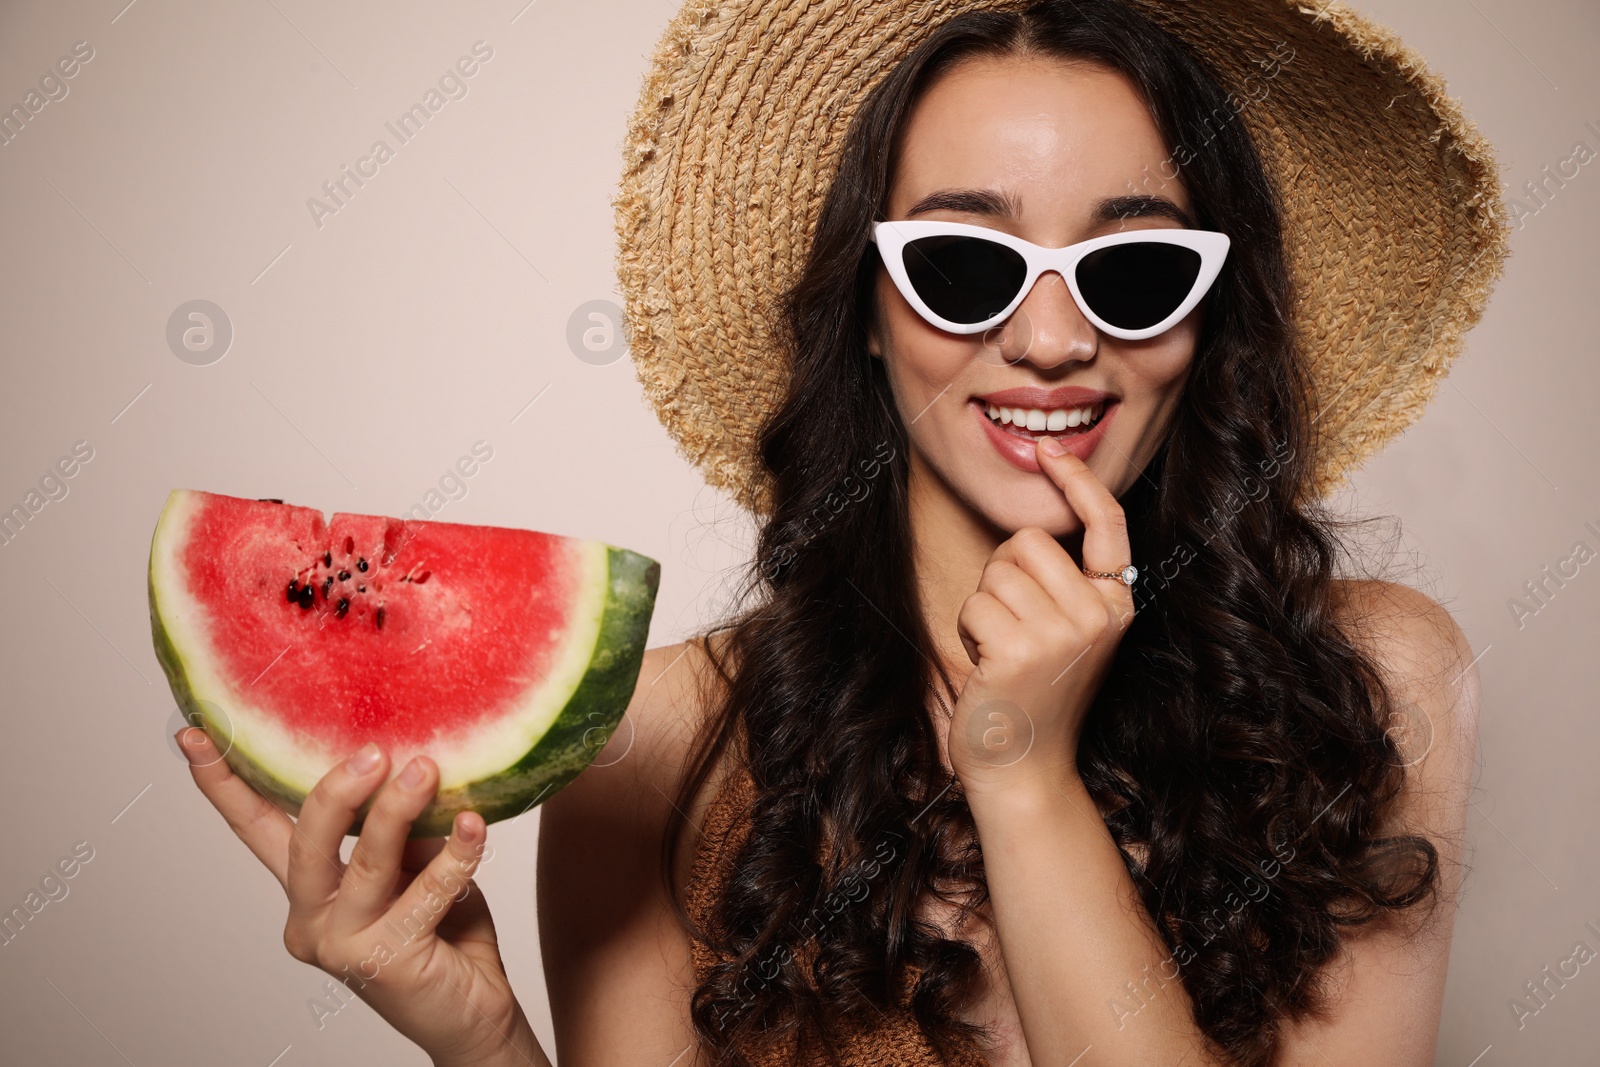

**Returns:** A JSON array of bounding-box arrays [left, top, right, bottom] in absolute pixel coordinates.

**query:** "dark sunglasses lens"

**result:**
[[1076, 241, 1203, 331], [901, 235, 1027, 325]]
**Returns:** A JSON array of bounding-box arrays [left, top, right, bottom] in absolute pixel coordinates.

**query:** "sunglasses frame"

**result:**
[[869, 219, 1231, 340]]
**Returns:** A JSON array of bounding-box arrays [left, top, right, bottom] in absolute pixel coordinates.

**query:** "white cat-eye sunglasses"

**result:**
[[869, 220, 1231, 341]]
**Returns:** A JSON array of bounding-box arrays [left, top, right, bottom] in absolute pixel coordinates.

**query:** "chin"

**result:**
[[967, 483, 1087, 539]]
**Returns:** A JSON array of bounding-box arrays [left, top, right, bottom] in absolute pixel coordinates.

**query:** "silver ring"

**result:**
[[1084, 564, 1138, 586]]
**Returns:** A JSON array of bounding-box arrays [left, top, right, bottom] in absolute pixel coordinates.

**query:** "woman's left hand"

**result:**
[[946, 438, 1137, 800]]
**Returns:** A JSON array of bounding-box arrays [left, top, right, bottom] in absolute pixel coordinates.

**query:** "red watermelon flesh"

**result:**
[[150, 490, 660, 837]]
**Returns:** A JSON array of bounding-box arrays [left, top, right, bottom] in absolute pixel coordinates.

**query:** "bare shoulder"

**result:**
[[535, 637, 731, 1065], [1267, 581, 1483, 1063], [1329, 578, 1475, 677], [1327, 577, 1481, 861], [539, 636, 732, 885], [610, 639, 725, 785], [629, 637, 736, 842], [1328, 578, 1481, 763]]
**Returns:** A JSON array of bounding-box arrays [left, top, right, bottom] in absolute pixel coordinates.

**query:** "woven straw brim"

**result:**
[[613, 0, 1513, 516]]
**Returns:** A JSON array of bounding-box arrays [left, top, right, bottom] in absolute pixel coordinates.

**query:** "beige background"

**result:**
[[0, 0, 1595, 1063]]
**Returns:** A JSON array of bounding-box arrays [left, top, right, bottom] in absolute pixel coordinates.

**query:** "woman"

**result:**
[[178, 1, 1507, 1065]]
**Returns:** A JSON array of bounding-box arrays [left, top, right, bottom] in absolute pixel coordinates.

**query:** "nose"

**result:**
[[983, 269, 1097, 369]]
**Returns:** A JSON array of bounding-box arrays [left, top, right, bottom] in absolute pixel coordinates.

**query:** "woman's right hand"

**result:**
[[176, 726, 550, 1067]]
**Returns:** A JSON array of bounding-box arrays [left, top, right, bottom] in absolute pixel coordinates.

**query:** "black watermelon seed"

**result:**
[[297, 585, 314, 609], [357, 584, 366, 593], [414, 570, 430, 584], [323, 576, 334, 598], [258, 498, 284, 504], [343, 536, 354, 555], [323, 551, 332, 567], [336, 597, 349, 618], [337, 569, 350, 581], [286, 579, 299, 603], [374, 606, 386, 630], [357, 558, 368, 572]]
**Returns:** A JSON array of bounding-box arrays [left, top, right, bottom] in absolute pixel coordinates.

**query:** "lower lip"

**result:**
[[972, 399, 1117, 473]]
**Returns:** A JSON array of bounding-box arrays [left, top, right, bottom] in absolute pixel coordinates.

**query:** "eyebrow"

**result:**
[[902, 188, 1196, 229]]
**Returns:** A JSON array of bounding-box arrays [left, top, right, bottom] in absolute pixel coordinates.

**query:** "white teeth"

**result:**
[[983, 400, 1105, 432]]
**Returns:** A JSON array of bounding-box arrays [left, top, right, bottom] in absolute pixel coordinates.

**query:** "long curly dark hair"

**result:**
[[660, 3, 1443, 1064]]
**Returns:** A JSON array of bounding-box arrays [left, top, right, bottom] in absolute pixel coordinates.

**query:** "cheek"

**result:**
[[1142, 347, 1193, 399], [1122, 304, 1200, 396], [877, 278, 975, 411], [1118, 334, 1197, 449], [1143, 317, 1201, 387], [1126, 358, 1203, 467]]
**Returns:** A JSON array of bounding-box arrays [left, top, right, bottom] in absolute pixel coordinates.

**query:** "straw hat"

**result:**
[[613, 0, 1512, 516]]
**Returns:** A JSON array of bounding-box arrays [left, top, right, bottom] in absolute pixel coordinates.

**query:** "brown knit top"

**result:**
[[683, 758, 994, 1066]]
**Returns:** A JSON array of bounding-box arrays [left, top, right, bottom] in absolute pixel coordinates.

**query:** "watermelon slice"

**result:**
[[149, 489, 659, 837]]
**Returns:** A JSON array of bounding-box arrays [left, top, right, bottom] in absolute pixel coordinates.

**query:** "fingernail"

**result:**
[[455, 814, 479, 843], [1039, 436, 1068, 457], [346, 743, 381, 775], [177, 727, 206, 764], [398, 757, 426, 788]]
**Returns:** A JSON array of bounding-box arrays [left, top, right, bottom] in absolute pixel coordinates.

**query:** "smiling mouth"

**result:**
[[976, 399, 1110, 439]]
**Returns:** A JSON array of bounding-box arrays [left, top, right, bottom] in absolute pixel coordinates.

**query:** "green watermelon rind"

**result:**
[[152, 516, 660, 839]]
